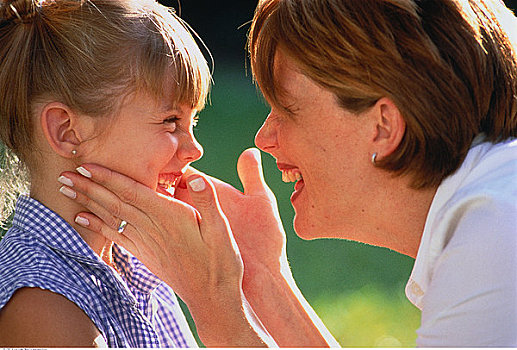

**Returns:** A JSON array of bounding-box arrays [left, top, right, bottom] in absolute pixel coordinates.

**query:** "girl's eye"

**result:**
[[163, 117, 178, 130], [164, 116, 179, 124]]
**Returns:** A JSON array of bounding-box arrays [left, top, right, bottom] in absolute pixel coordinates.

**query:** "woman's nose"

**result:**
[[254, 114, 278, 153], [178, 132, 204, 163]]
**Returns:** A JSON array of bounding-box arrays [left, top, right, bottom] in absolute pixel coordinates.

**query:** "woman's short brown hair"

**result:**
[[249, 0, 517, 188]]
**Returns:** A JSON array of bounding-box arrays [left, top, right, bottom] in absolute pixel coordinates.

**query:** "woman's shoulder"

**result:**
[[433, 138, 517, 225]]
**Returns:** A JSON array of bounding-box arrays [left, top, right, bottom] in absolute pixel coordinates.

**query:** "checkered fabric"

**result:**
[[0, 195, 197, 347]]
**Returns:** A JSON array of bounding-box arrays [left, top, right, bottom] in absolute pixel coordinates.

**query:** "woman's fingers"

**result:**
[[74, 211, 138, 253], [61, 167, 203, 240], [73, 164, 158, 211], [58, 172, 148, 232], [186, 175, 238, 248]]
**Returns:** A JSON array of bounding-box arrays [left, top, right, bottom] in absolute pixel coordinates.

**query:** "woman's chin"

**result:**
[[293, 213, 320, 240]]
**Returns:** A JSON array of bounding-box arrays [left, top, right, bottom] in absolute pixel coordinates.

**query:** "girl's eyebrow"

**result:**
[[160, 104, 181, 114]]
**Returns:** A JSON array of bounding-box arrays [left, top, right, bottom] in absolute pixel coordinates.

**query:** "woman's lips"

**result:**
[[277, 163, 303, 183], [277, 163, 305, 203], [291, 178, 305, 203]]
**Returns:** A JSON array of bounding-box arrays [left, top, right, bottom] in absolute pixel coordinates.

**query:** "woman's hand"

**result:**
[[58, 167, 271, 346], [175, 148, 288, 283], [175, 149, 338, 347]]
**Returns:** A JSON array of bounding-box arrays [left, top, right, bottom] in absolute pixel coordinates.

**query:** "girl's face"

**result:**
[[82, 91, 203, 196]]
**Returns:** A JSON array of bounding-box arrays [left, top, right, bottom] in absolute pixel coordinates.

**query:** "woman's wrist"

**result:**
[[187, 286, 272, 347], [241, 260, 336, 347]]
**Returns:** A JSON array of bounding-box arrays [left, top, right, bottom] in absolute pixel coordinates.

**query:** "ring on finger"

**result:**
[[117, 220, 128, 234]]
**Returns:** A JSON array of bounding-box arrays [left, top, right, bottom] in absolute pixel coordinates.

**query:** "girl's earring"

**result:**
[[71, 150, 77, 156]]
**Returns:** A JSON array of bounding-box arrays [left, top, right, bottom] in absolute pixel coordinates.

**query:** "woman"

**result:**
[[0, 0, 270, 347], [57, 0, 517, 347]]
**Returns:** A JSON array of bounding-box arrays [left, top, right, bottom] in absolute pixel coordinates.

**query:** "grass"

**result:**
[[0, 64, 421, 346]]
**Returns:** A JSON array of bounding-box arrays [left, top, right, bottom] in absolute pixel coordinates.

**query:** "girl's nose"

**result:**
[[178, 132, 204, 163]]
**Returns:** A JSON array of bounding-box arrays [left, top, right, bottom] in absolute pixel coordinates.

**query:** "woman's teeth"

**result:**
[[281, 169, 303, 183]]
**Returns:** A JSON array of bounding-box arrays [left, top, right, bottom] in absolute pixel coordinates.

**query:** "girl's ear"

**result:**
[[39, 102, 89, 158]]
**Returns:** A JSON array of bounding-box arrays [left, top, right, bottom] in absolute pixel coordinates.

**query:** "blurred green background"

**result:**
[[2, 0, 516, 347]]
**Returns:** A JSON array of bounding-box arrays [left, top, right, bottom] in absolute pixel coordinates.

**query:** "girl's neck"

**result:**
[[30, 167, 113, 265]]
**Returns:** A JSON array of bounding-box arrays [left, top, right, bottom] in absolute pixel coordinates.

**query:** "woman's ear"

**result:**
[[39, 102, 86, 158], [371, 97, 406, 158]]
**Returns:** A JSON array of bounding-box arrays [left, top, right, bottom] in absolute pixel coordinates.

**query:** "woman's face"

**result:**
[[255, 50, 377, 240], [83, 91, 203, 195]]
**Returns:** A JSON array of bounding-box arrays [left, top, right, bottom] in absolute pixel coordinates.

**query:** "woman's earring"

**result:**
[[371, 152, 377, 165], [71, 150, 77, 156]]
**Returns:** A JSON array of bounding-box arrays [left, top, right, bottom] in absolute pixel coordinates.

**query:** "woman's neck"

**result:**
[[374, 180, 438, 258], [30, 164, 113, 265]]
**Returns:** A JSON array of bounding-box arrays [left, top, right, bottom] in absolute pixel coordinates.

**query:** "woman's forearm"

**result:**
[[243, 262, 340, 347]]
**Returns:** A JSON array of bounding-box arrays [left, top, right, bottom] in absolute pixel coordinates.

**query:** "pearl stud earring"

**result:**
[[71, 150, 77, 155]]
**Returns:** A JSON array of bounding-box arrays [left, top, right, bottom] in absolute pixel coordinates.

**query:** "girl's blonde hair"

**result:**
[[249, 0, 517, 188], [0, 0, 211, 226]]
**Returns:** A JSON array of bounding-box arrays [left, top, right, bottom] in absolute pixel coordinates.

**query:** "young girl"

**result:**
[[0, 0, 210, 346]]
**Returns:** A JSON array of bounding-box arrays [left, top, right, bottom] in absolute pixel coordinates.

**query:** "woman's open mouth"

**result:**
[[279, 166, 305, 202]]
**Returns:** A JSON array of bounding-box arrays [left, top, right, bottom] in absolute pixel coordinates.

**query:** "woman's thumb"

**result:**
[[237, 148, 268, 195]]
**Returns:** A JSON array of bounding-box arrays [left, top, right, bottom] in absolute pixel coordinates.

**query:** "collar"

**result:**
[[406, 136, 517, 308], [12, 195, 103, 266], [12, 195, 161, 294]]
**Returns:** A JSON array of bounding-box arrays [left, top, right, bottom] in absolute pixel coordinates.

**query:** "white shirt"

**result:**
[[406, 135, 517, 347]]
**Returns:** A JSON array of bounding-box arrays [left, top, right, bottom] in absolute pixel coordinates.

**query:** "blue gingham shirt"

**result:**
[[0, 195, 198, 347]]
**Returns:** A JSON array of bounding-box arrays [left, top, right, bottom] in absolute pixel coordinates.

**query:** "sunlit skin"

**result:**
[[78, 93, 203, 193], [46, 50, 437, 348], [30, 89, 203, 262], [255, 49, 436, 257]]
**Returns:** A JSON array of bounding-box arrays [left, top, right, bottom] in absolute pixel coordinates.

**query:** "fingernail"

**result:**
[[58, 175, 74, 187], [189, 177, 206, 192], [75, 216, 89, 227], [59, 186, 76, 199], [76, 166, 92, 178]]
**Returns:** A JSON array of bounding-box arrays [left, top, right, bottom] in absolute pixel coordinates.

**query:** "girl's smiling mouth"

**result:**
[[157, 172, 183, 196]]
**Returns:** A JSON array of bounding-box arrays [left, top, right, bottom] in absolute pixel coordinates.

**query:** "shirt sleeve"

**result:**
[[417, 195, 517, 347]]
